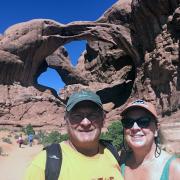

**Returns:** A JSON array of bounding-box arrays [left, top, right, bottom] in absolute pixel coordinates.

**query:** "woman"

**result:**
[[18, 134, 24, 148], [120, 99, 180, 180]]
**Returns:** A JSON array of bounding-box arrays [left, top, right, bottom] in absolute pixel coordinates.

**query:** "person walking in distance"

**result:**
[[18, 134, 23, 148], [28, 134, 34, 147]]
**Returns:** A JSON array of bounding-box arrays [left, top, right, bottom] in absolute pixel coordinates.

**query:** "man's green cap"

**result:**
[[66, 90, 103, 112]]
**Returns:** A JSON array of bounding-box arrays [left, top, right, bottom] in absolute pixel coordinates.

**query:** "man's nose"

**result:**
[[80, 117, 91, 126]]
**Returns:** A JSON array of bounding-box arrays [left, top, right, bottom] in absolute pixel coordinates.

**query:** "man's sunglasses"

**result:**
[[69, 110, 103, 124], [121, 117, 152, 129]]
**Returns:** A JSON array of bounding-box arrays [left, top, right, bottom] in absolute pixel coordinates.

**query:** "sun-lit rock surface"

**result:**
[[0, 0, 179, 152]]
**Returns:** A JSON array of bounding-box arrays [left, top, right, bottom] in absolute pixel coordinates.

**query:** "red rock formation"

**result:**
[[0, 0, 179, 152]]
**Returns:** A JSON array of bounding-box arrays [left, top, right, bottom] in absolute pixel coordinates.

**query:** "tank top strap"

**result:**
[[120, 163, 126, 177], [160, 156, 176, 180]]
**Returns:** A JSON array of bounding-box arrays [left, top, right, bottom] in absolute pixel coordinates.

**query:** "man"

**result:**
[[28, 133, 34, 147], [25, 90, 123, 180]]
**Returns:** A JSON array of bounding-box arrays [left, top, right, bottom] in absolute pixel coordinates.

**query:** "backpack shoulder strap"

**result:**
[[99, 139, 121, 166], [43, 143, 62, 180]]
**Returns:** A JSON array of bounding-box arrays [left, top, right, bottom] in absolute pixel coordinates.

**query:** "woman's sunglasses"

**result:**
[[121, 117, 152, 129]]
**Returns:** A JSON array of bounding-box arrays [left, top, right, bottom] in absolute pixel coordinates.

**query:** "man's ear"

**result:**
[[64, 111, 69, 124], [103, 111, 106, 119]]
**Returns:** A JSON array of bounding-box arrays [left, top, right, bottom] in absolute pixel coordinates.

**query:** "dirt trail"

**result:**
[[0, 143, 42, 180]]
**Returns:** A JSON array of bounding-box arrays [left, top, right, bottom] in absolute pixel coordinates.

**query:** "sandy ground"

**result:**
[[0, 131, 43, 180]]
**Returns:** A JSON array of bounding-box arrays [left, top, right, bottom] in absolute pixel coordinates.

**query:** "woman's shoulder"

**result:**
[[169, 156, 180, 177], [171, 156, 180, 166], [161, 150, 180, 180]]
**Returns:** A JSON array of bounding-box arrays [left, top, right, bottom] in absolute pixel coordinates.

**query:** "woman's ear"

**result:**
[[156, 122, 160, 130], [154, 130, 158, 137], [102, 111, 106, 126], [155, 122, 160, 137]]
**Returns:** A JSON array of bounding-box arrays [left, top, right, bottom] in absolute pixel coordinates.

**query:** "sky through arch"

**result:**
[[37, 40, 87, 92], [0, 0, 117, 92]]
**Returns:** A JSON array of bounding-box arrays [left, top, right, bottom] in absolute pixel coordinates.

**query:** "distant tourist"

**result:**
[[28, 134, 34, 147], [17, 134, 23, 148], [120, 99, 180, 180]]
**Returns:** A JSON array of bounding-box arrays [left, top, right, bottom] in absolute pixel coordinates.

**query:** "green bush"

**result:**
[[38, 131, 68, 147], [23, 124, 35, 135], [101, 121, 123, 151], [36, 121, 123, 150], [34, 130, 46, 144]]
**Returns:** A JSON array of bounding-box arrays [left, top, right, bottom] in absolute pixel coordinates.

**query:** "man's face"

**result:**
[[65, 101, 104, 148]]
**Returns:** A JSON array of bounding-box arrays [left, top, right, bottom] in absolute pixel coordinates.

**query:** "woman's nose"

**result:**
[[132, 122, 140, 129]]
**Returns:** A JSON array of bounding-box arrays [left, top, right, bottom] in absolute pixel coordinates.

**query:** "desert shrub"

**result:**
[[33, 130, 46, 145], [0, 146, 3, 155], [7, 134, 12, 138], [23, 124, 35, 135], [23, 138, 28, 145], [14, 134, 19, 139], [0, 127, 7, 131], [100, 121, 123, 151], [39, 131, 68, 147], [2, 137, 12, 144]]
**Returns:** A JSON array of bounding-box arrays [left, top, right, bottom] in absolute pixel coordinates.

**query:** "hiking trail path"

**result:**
[[0, 131, 42, 180]]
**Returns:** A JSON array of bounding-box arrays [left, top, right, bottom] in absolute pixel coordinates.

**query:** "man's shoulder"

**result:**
[[25, 148, 46, 179], [32, 149, 46, 168]]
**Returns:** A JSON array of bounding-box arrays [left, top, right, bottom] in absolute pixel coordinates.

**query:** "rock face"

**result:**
[[0, 0, 179, 152]]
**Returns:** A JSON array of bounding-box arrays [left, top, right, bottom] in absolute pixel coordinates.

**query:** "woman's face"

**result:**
[[123, 108, 158, 151]]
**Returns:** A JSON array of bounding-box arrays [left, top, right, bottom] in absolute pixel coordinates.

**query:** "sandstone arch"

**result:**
[[0, 0, 179, 152]]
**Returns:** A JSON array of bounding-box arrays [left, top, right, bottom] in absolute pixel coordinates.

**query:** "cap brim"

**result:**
[[121, 104, 158, 119]]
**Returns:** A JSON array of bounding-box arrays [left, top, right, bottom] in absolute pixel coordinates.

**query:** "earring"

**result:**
[[154, 131, 158, 137]]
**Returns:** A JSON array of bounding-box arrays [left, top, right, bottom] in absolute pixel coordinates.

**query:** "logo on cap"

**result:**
[[132, 99, 148, 107]]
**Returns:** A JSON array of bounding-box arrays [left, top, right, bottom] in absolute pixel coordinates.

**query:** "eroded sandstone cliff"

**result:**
[[0, 0, 179, 152]]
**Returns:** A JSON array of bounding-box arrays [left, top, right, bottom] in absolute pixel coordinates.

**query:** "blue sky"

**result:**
[[0, 0, 117, 92]]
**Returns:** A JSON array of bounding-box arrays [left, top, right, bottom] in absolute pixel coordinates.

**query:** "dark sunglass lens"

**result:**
[[122, 118, 134, 128], [137, 117, 151, 128], [70, 114, 83, 123]]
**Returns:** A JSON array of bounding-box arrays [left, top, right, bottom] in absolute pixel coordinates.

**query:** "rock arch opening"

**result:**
[[37, 67, 65, 92], [65, 40, 87, 66], [34, 60, 64, 96]]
